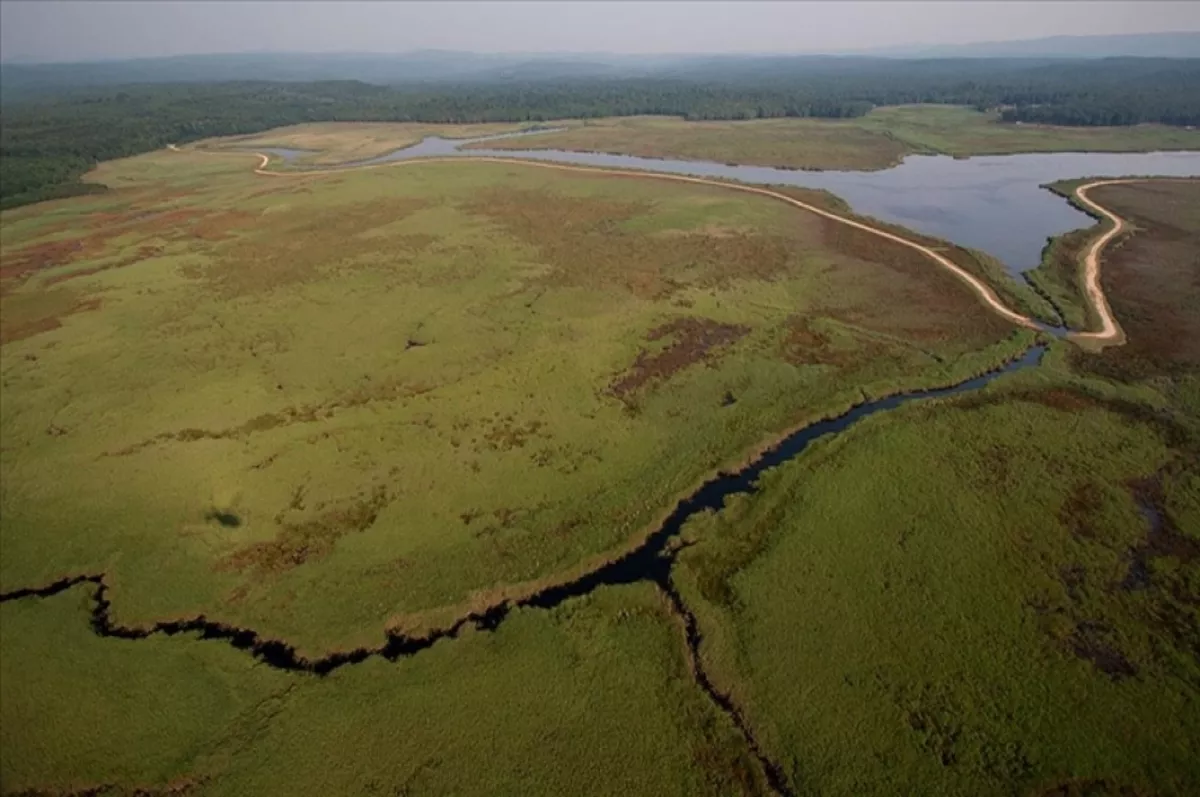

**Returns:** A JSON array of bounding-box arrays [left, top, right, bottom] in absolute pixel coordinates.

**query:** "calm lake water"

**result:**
[[267, 131, 1200, 275]]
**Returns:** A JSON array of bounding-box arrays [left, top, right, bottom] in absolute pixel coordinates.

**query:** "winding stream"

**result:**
[[1, 345, 1045, 795], [23, 126, 1196, 791]]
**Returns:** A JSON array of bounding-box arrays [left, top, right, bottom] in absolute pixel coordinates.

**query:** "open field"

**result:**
[[1, 582, 760, 796], [213, 121, 535, 166], [1, 125, 1188, 794], [0, 144, 1027, 659], [465, 105, 1200, 171], [670, 182, 1200, 795]]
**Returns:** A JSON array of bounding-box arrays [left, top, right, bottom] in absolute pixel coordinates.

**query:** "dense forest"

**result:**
[[3, 56, 1199, 208]]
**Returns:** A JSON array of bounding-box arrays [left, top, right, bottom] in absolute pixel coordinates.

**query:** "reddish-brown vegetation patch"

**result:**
[[1058, 481, 1106, 540], [109, 378, 434, 456], [1066, 620, 1139, 680], [465, 188, 795, 299], [1072, 181, 1200, 381], [41, 245, 164, 288], [2, 204, 255, 296], [0, 239, 87, 289], [610, 317, 750, 399], [778, 315, 897, 371], [779, 316, 834, 366], [815, 216, 1011, 346], [481, 415, 546, 452], [1037, 778, 1151, 797], [189, 198, 430, 297], [219, 485, 390, 576], [0, 297, 102, 346]]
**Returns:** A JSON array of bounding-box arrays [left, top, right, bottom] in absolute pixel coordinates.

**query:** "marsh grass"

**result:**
[[1, 144, 1020, 656], [465, 106, 1200, 171], [0, 582, 758, 796], [668, 183, 1200, 796], [2, 132, 1144, 797]]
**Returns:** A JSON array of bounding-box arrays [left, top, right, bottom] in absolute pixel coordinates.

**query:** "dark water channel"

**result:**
[[0, 345, 1046, 789], [266, 130, 1200, 277], [0, 346, 1045, 795]]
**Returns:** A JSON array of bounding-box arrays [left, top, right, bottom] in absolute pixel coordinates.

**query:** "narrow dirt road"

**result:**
[[243, 150, 1038, 329], [184, 144, 1182, 345], [1070, 178, 1138, 346]]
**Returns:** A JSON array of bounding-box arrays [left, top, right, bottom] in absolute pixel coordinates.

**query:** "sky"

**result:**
[[2, 0, 1198, 63]]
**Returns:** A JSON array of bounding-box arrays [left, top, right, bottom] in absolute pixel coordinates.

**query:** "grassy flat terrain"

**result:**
[[4, 128, 1185, 795], [672, 181, 1200, 795], [466, 105, 1200, 171], [0, 134, 1033, 795], [1, 582, 759, 796], [213, 121, 534, 165], [0, 145, 1027, 660]]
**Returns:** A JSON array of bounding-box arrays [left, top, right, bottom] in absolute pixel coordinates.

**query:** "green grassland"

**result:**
[[671, 181, 1200, 796], [0, 145, 1026, 657], [466, 105, 1200, 171], [1, 582, 759, 796], [213, 121, 536, 166], [2, 130, 1191, 795]]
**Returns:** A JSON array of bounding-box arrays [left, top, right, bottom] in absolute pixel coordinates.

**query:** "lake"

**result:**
[[267, 132, 1200, 275]]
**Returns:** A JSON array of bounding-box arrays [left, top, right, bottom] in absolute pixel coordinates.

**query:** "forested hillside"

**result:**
[[3, 56, 1199, 208]]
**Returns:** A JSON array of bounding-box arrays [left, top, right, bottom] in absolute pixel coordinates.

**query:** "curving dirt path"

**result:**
[[231, 148, 1041, 329], [182, 145, 1187, 346], [1067, 178, 1147, 346]]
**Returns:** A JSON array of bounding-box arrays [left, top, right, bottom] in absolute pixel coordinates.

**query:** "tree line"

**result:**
[[3, 57, 1198, 208]]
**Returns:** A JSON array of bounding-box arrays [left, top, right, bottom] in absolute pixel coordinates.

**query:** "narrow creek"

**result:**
[[0, 345, 1045, 795]]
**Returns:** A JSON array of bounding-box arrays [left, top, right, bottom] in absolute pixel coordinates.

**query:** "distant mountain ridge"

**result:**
[[2, 32, 1198, 97], [856, 32, 1200, 59]]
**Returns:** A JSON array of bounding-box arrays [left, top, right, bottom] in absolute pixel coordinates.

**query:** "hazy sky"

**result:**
[[2, 1, 1197, 62]]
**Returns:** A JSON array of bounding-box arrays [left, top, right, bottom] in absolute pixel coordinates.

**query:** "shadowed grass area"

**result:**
[[465, 106, 1200, 171], [675, 373, 1199, 795]]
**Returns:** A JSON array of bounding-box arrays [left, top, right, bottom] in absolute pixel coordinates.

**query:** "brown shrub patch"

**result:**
[[815, 215, 1012, 346], [0, 297, 102, 346], [219, 485, 390, 576], [192, 198, 431, 297], [481, 415, 546, 452], [465, 188, 794, 299], [2, 205, 251, 295], [41, 245, 164, 288], [610, 317, 750, 399], [1121, 476, 1200, 593], [108, 378, 434, 456], [1036, 778, 1150, 797], [0, 239, 86, 289], [1071, 181, 1200, 381], [1058, 481, 1106, 541], [1066, 620, 1139, 680], [779, 316, 834, 366]]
